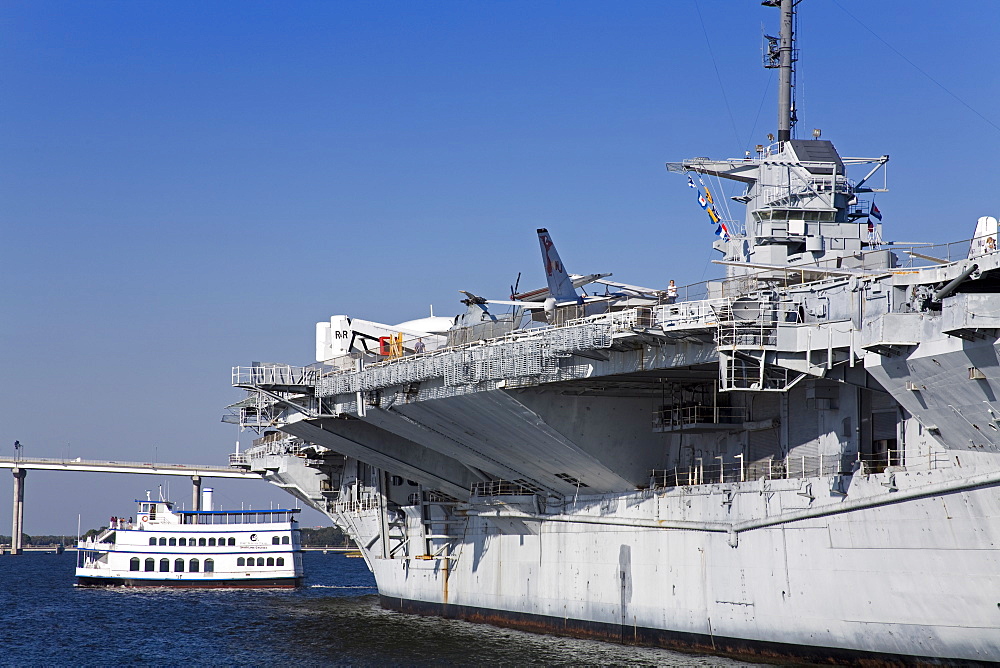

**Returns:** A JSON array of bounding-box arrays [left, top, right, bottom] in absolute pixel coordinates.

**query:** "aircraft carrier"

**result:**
[[225, 1, 1000, 663]]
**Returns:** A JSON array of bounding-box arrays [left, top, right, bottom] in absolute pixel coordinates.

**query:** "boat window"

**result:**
[[189, 559, 199, 573], [218, 536, 226, 545], [178, 538, 186, 546], [208, 537, 216, 546], [189, 537, 196, 545], [272, 536, 280, 545], [266, 557, 274, 566], [237, 557, 245, 567], [256, 557, 265, 566], [169, 537, 177, 546], [228, 537, 236, 546], [144, 558, 155, 572], [174, 558, 184, 572], [281, 536, 289, 545], [159, 558, 169, 572], [204, 559, 214, 573], [276, 557, 284, 566], [159, 537, 166, 546], [199, 537, 206, 546], [130, 557, 140, 571], [149, 537, 157, 546]]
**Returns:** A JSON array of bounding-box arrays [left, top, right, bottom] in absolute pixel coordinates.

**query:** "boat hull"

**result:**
[[380, 594, 952, 666], [76, 575, 302, 588], [355, 468, 1000, 664]]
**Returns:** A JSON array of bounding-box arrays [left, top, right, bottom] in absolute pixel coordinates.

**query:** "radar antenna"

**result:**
[[762, 0, 797, 143]]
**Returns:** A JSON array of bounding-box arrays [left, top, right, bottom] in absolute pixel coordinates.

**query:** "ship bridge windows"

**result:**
[[754, 209, 836, 224]]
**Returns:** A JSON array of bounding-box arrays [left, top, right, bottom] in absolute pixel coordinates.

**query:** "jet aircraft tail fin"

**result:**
[[536, 228, 578, 304]]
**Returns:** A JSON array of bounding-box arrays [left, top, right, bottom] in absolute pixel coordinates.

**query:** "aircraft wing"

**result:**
[[592, 278, 662, 296], [481, 299, 547, 311], [512, 273, 612, 302]]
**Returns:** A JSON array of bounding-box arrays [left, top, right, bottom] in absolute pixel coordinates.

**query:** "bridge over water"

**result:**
[[0, 456, 262, 555]]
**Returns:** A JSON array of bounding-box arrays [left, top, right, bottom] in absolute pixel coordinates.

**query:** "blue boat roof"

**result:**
[[176, 508, 301, 515]]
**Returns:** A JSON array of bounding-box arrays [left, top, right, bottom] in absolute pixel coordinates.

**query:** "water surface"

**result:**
[[0, 552, 757, 666]]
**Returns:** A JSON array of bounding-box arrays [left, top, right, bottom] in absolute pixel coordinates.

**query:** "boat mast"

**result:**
[[775, 0, 796, 143]]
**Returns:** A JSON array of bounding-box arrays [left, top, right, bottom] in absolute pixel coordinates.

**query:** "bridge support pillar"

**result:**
[[11, 468, 25, 555], [191, 475, 201, 523]]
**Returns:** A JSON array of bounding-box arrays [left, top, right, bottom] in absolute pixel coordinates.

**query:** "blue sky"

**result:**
[[2, 1, 998, 533]]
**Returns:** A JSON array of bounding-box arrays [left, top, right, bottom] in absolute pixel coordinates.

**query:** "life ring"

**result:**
[[140, 515, 149, 522]]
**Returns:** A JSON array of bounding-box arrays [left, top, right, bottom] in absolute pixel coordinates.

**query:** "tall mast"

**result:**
[[776, 0, 795, 143]]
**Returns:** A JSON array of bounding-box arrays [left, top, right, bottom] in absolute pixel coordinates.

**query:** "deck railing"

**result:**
[[651, 450, 953, 489]]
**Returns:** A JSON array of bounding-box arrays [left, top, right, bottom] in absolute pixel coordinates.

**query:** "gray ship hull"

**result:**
[[357, 471, 1000, 663], [225, 2, 1000, 661]]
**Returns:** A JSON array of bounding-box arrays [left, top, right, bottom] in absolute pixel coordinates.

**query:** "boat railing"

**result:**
[[334, 496, 381, 513], [650, 449, 953, 489], [652, 406, 746, 430], [890, 235, 995, 268], [232, 364, 320, 388]]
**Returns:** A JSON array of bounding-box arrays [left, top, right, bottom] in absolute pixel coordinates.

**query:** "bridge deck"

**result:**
[[0, 456, 261, 478]]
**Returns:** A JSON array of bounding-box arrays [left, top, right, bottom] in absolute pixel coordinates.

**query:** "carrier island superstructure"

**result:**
[[226, 1, 1000, 662]]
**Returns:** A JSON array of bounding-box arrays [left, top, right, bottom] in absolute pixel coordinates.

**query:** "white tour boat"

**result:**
[[76, 490, 303, 588]]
